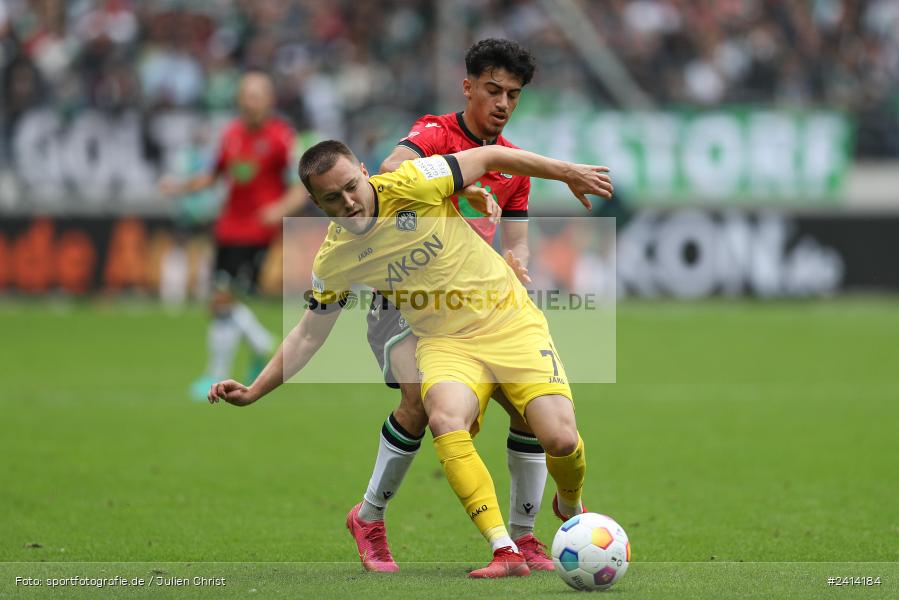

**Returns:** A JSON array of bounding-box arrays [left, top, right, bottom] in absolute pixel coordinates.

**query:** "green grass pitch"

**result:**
[[1, 299, 897, 599]]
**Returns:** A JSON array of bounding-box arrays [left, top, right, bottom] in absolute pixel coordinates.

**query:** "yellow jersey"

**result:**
[[310, 155, 530, 337]]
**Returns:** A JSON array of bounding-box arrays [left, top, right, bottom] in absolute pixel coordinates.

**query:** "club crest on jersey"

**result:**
[[396, 210, 417, 231]]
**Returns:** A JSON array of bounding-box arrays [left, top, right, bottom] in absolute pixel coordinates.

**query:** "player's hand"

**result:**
[[460, 184, 501, 224], [564, 164, 613, 210], [208, 379, 258, 407], [505, 250, 532, 285], [158, 176, 182, 198]]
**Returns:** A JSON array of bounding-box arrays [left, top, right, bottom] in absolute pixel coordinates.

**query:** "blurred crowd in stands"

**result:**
[[2, 0, 898, 158]]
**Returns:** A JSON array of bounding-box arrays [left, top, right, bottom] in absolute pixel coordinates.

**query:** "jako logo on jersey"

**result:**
[[396, 210, 417, 231], [384, 233, 443, 290], [358, 247, 373, 262], [470, 504, 488, 519]]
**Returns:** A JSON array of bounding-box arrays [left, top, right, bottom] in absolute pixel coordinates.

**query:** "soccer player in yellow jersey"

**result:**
[[208, 140, 613, 578], [354, 39, 551, 575]]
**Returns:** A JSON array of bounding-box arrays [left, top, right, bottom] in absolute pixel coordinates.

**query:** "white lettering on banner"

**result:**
[[803, 114, 846, 197], [748, 112, 797, 196], [655, 211, 719, 298], [636, 112, 678, 193], [617, 210, 844, 298], [502, 109, 851, 208], [12, 110, 156, 205], [2, 108, 852, 211], [12, 109, 65, 200], [682, 114, 744, 197], [587, 114, 638, 191], [5, 110, 223, 210]]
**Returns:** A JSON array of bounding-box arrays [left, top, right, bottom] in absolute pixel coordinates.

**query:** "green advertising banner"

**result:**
[[502, 97, 853, 210]]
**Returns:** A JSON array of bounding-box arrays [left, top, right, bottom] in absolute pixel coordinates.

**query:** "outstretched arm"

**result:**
[[386, 142, 501, 222], [260, 182, 312, 224], [380, 145, 420, 174], [158, 172, 217, 197], [450, 146, 613, 209], [208, 307, 341, 406]]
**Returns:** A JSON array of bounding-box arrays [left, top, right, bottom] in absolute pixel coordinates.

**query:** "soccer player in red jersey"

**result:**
[[345, 39, 557, 573], [161, 71, 308, 399]]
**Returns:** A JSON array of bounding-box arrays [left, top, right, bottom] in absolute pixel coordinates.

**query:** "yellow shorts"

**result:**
[[417, 302, 572, 436]]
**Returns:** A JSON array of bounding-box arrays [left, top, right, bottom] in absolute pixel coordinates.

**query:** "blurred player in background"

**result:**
[[346, 39, 554, 573], [160, 70, 308, 400]]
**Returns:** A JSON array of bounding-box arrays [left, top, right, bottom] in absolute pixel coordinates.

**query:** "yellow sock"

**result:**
[[545, 434, 586, 511], [433, 430, 506, 542]]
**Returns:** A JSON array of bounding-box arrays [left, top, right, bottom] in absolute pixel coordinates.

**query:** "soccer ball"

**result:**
[[551, 512, 630, 591]]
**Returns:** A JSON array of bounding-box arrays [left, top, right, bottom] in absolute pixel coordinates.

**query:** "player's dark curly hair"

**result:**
[[465, 38, 536, 86], [299, 140, 356, 194]]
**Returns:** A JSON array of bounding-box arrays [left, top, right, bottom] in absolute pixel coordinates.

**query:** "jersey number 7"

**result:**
[[540, 349, 559, 376]]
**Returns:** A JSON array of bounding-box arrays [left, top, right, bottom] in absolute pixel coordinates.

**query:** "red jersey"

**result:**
[[396, 112, 530, 242], [212, 117, 293, 245]]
